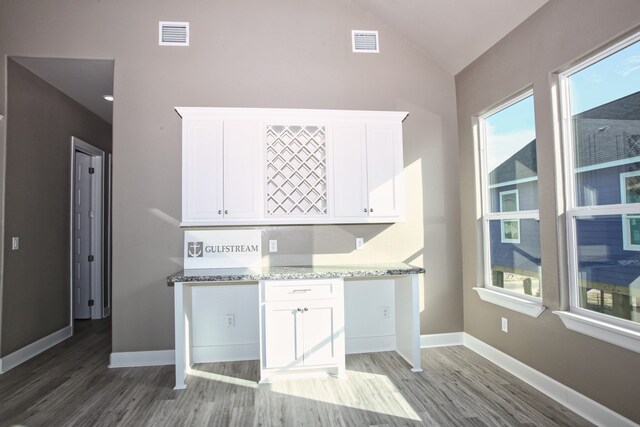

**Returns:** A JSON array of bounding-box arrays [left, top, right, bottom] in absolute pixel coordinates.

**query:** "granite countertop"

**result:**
[[167, 263, 425, 285]]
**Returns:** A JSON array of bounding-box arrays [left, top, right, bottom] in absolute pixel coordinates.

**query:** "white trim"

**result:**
[[109, 350, 175, 368], [554, 311, 640, 354], [0, 326, 72, 373], [488, 176, 537, 189], [575, 155, 640, 174], [420, 332, 464, 348], [500, 188, 521, 244], [463, 333, 638, 427], [620, 170, 640, 251], [474, 287, 545, 318]]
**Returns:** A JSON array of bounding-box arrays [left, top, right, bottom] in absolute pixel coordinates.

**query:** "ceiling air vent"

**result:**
[[159, 21, 189, 46], [352, 30, 379, 53]]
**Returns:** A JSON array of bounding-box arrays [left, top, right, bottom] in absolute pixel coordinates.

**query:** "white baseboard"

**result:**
[[0, 325, 72, 373], [346, 335, 395, 354], [109, 350, 175, 368], [420, 332, 464, 348], [110, 335, 398, 368], [192, 343, 259, 363], [463, 333, 638, 427]]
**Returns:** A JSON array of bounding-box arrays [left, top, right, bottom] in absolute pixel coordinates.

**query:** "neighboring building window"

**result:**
[[500, 190, 520, 243], [621, 171, 640, 251], [478, 91, 541, 298], [561, 34, 640, 326]]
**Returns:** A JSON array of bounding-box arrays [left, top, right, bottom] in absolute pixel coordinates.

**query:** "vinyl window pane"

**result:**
[[485, 95, 538, 213], [575, 215, 640, 323], [488, 218, 541, 297]]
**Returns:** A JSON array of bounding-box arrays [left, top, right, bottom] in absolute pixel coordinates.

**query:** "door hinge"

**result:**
[[88, 167, 95, 174], [88, 255, 95, 262], [88, 299, 95, 307]]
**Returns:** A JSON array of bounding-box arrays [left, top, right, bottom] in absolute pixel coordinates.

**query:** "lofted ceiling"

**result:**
[[9, 1, 549, 121], [11, 56, 114, 124], [351, 0, 549, 74]]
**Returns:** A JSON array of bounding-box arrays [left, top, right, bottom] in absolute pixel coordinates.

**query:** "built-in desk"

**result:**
[[167, 263, 425, 389]]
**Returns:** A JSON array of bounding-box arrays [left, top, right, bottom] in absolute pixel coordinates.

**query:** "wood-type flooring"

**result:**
[[0, 319, 593, 426]]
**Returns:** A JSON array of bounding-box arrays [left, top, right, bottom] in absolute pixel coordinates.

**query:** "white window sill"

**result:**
[[473, 287, 545, 318], [553, 310, 640, 354]]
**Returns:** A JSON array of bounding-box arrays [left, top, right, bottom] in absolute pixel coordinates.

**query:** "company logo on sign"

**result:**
[[184, 230, 262, 269], [187, 242, 204, 257], [187, 241, 259, 257]]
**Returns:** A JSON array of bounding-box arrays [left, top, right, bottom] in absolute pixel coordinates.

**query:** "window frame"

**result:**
[[475, 89, 544, 314], [620, 171, 640, 251], [499, 189, 521, 243], [557, 31, 640, 348]]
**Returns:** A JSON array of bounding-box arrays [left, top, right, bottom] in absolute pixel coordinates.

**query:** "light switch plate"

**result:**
[[11, 237, 19, 250], [356, 237, 364, 250], [269, 240, 278, 253]]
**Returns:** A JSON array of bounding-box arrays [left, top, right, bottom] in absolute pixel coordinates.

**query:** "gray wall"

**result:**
[[456, 0, 640, 422], [1, 59, 112, 355], [0, 1, 461, 355]]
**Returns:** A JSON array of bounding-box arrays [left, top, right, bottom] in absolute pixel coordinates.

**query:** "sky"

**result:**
[[485, 39, 640, 172]]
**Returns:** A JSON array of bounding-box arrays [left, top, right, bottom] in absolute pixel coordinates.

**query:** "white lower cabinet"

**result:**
[[259, 278, 345, 382]]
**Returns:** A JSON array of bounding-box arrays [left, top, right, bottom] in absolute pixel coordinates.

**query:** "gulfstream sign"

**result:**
[[187, 242, 259, 257], [184, 230, 262, 268]]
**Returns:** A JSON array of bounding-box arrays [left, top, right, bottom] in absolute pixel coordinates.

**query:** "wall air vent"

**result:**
[[352, 30, 379, 53], [159, 21, 189, 46]]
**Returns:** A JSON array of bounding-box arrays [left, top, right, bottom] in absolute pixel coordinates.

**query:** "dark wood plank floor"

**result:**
[[0, 319, 593, 426]]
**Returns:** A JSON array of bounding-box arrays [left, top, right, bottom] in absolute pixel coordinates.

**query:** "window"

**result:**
[[560, 33, 640, 342], [621, 171, 640, 251], [499, 190, 520, 243], [477, 91, 542, 305]]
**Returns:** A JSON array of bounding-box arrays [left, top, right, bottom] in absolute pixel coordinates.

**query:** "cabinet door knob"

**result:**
[[218, 210, 222, 215], [224, 210, 229, 215], [370, 208, 374, 213], [363, 208, 368, 213], [304, 307, 309, 312], [297, 307, 303, 312]]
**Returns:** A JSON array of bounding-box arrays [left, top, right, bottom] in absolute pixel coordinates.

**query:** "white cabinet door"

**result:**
[[223, 120, 262, 218], [332, 122, 368, 218], [366, 122, 404, 218], [301, 300, 338, 366], [183, 119, 224, 222], [264, 302, 303, 369], [332, 121, 404, 220]]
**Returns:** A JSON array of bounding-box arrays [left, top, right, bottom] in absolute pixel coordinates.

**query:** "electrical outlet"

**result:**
[[269, 240, 278, 253], [226, 314, 236, 328], [356, 237, 364, 250], [11, 237, 19, 250], [381, 306, 390, 319], [501, 317, 508, 333]]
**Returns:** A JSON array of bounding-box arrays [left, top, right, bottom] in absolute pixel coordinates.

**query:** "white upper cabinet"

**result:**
[[177, 108, 407, 226], [332, 121, 405, 220], [182, 119, 224, 222]]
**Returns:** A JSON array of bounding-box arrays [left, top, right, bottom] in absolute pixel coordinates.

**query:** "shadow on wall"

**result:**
[[261, 224, 392, 266]]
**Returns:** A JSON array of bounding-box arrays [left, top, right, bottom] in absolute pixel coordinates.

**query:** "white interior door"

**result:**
[[74, 151, 92, 319]]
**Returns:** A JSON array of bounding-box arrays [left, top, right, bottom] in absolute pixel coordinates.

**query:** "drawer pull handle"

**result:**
[[291, 289, 312, 293]]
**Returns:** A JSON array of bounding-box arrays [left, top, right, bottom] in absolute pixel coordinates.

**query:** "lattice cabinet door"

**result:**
[[266, 124, 328, 217]]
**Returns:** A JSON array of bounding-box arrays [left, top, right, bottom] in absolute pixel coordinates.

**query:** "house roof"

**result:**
[[574, 91, 640, 168], [490, 90, 640, 182], [489, 140, 537, 185]]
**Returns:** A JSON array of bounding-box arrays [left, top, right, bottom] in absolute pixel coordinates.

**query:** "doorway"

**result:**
[[71, 137, 110, 320]]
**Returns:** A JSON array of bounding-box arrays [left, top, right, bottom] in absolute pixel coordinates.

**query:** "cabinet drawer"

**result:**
[[263, 279, 338, 301]]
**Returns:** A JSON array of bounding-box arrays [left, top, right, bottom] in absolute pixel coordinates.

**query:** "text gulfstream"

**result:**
[[204, 244, 259, 253]]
